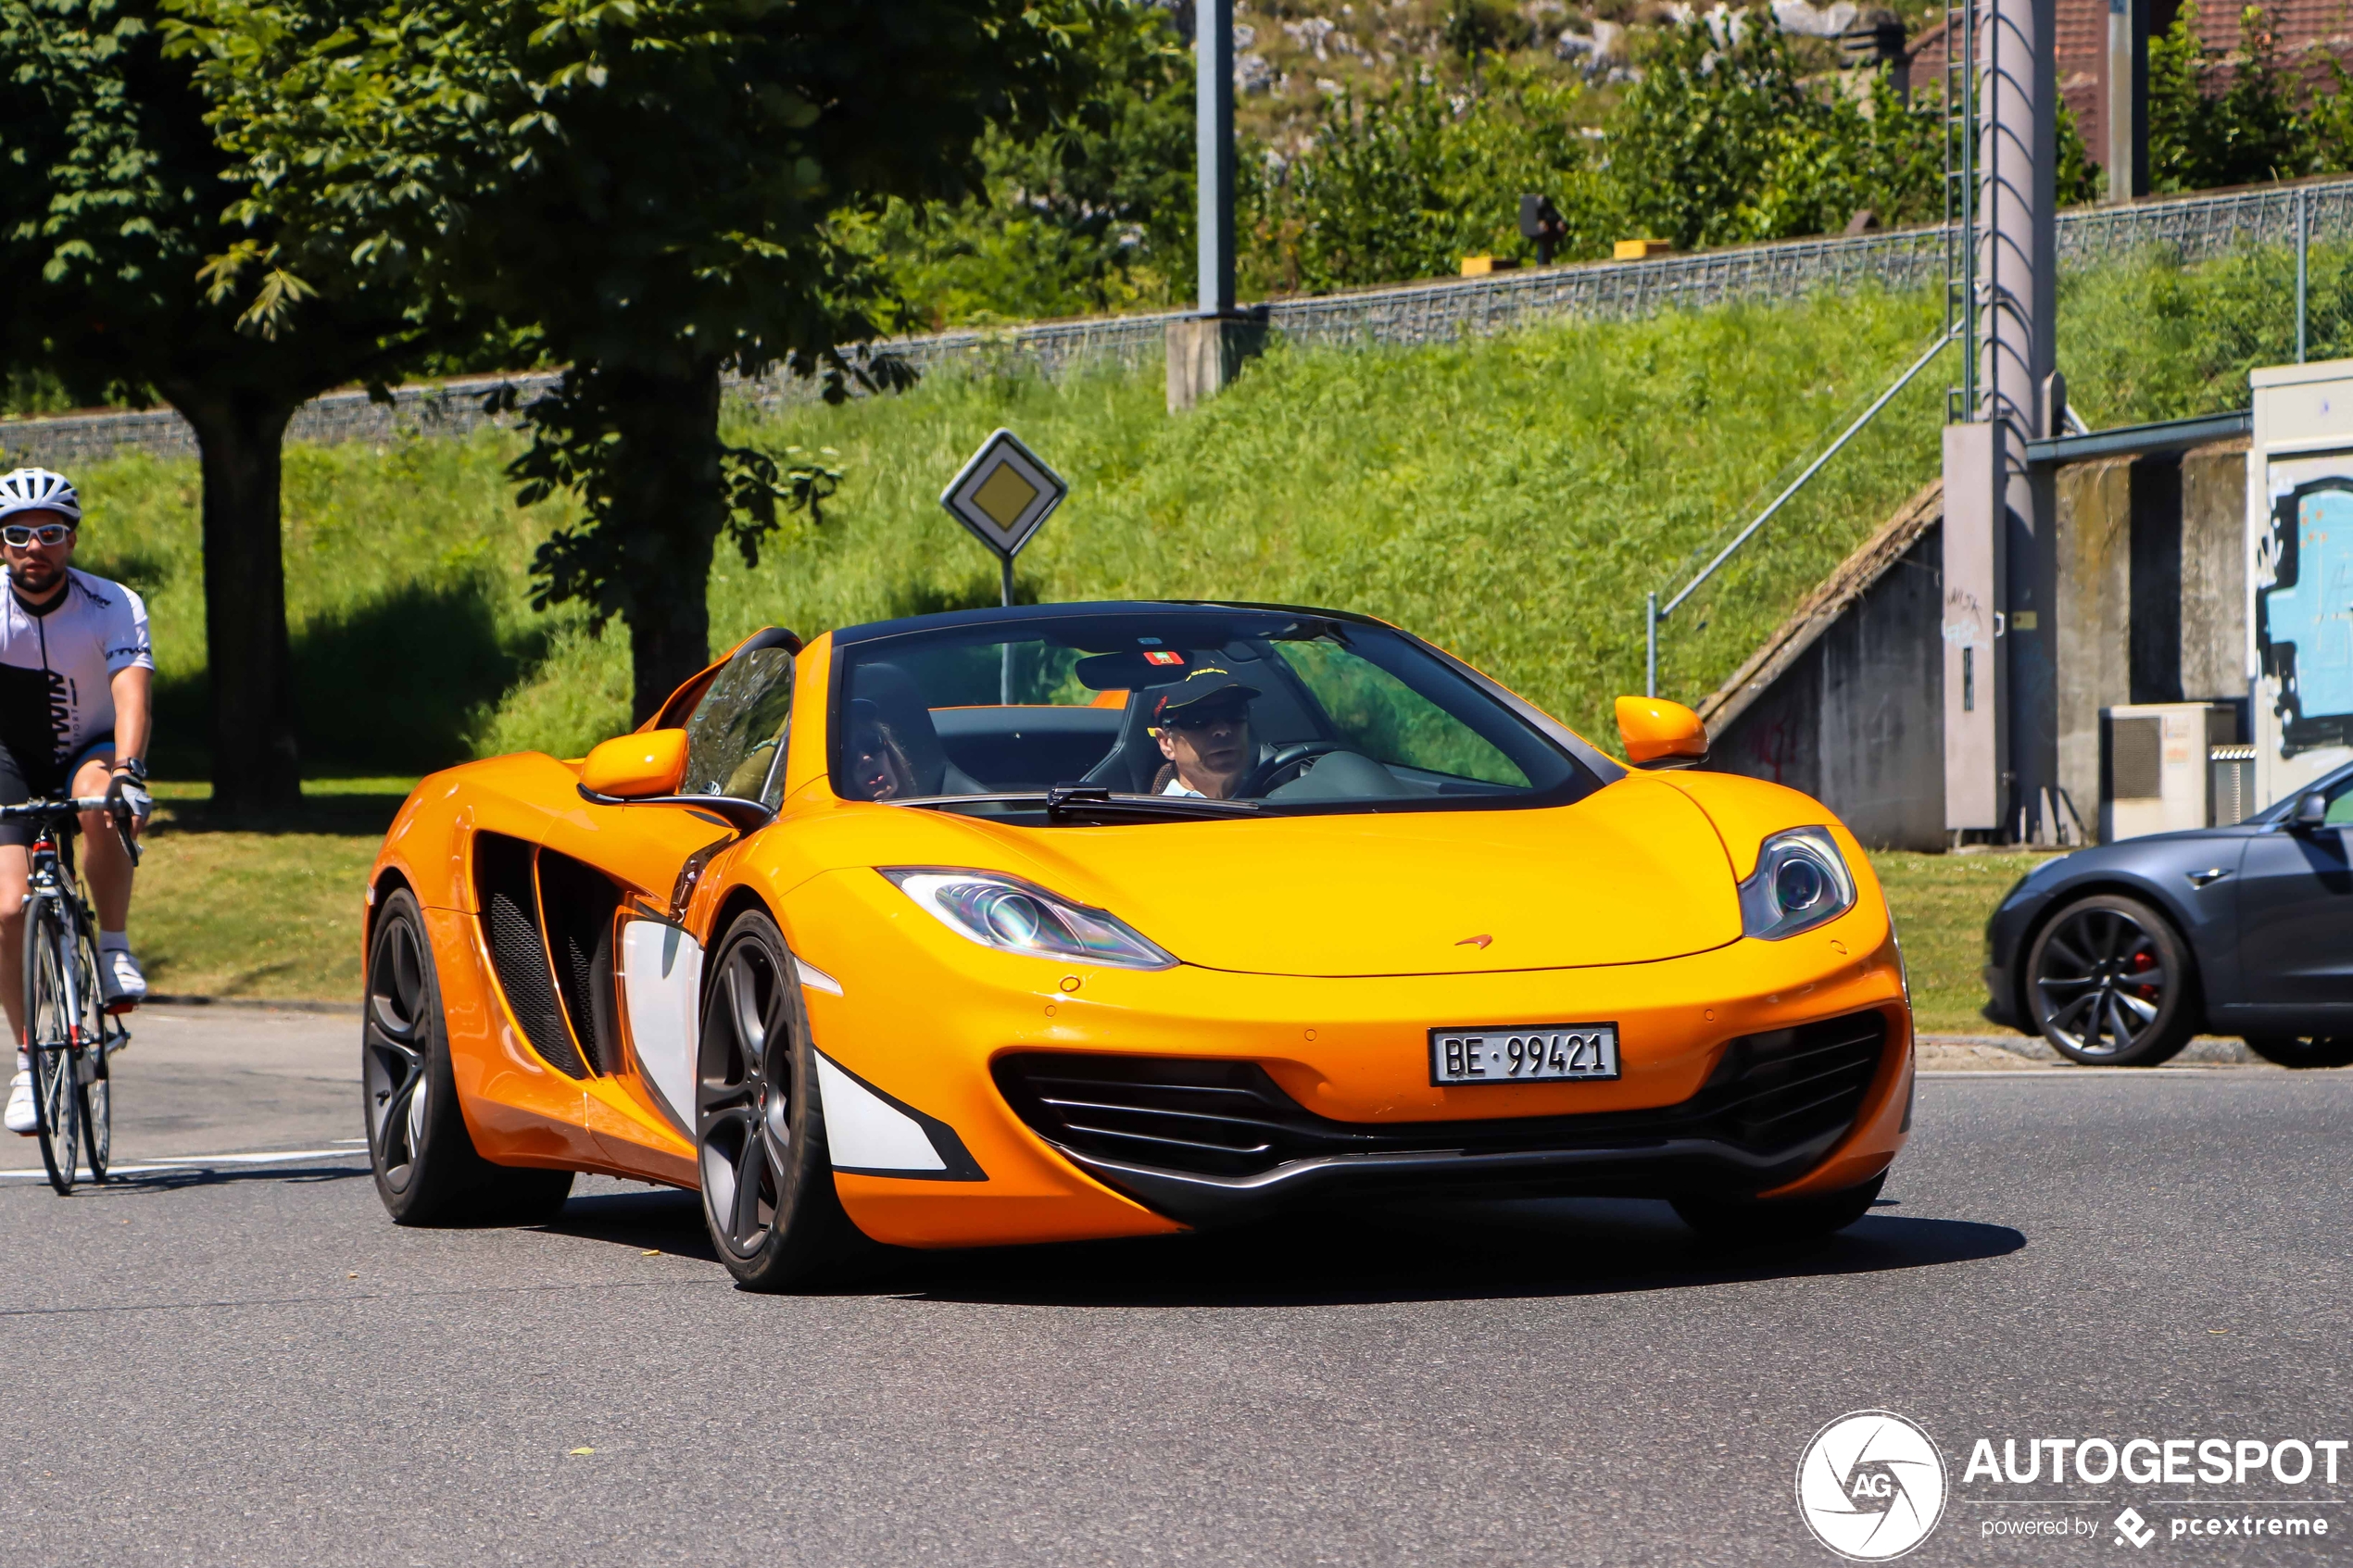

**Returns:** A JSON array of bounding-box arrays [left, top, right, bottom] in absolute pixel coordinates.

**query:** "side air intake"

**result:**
[[473, 833, 588, 1080]]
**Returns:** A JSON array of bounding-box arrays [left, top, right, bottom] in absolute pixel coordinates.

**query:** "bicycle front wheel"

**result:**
[[76, 946, 114, 1185], [24, 897, 80, 1195]]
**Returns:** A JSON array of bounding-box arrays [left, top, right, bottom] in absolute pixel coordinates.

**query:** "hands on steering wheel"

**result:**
[[1236, 741, 1345, 799]]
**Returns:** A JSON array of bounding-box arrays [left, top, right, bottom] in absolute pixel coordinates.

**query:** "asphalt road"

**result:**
[[2, 1018, 2348, 1566]]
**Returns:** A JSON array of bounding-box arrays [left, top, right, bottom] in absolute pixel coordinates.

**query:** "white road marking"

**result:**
[[0, 1146, 370, 1181]]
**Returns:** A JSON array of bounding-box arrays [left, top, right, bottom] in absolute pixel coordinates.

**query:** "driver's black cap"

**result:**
[[1151, 665, 1262, 724]]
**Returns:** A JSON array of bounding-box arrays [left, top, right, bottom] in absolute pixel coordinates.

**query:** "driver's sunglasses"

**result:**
[[1, 522, 73, 548], [1162, 704, 1248, 733]]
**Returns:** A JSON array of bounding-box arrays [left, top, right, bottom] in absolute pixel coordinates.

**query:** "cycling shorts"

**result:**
[[0, 733, 114, 849]]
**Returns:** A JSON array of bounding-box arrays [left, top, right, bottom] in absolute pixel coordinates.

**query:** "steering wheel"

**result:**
[[1239, 741, 1346, 798]]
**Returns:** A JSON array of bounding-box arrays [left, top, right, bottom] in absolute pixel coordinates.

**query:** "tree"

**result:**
[[175, 0, 1099, 721], [0, 0, 454, 809], [2149, 1, 2309, 192], [849, 1, 1195, 328]]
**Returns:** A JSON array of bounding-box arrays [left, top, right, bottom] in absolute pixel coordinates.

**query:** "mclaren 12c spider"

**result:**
[[364, 602, 1914, 1286]]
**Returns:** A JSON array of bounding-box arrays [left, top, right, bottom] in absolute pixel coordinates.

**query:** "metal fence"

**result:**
[[7, 175, 2351, 470]]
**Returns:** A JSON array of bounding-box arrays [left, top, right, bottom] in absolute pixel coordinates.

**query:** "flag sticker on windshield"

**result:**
[[1144, 651, 1185, 667]]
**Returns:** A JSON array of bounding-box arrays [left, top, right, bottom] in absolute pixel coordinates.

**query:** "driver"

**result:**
[[1150, 667, 1263, 799]]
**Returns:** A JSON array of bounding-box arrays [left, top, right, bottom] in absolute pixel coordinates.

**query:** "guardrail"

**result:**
[[6, 175, 2350, 471]]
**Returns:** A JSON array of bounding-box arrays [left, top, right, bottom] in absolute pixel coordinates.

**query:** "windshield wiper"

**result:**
[[878, 787, 1263, 824], [1045, 784, 1262, 822]]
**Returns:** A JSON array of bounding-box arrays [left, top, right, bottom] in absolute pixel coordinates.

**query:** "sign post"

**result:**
[[939, 428, 1069, 700]]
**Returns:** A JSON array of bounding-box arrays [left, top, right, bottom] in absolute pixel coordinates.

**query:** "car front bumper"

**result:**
[[774, 868, 1916, 1248]]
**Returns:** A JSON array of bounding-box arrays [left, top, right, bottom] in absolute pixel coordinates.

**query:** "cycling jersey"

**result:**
[[0, 568, 153, 791]]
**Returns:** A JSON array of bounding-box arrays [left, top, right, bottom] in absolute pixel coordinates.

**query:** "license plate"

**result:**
[[1429, 1023, 1619, 1085]]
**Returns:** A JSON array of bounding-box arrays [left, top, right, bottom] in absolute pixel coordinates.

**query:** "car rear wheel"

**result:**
[[365, 888, 574, 1224], [2024, 895, 2197, 1066], [2244, 1035, 2353, 1069], [1673, 1173, 1884, 1246], [696, 909, 864, 1291]]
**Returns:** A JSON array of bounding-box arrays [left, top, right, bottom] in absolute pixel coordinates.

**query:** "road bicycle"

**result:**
[[2, 796, 139, 1196]]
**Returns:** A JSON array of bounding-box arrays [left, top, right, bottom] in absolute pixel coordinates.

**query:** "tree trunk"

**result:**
[[613, 361, 727, 724], [172, 388, 303, 815]]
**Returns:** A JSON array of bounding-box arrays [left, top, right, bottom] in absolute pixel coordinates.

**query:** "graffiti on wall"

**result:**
[[2258, 472, 2353, 758]]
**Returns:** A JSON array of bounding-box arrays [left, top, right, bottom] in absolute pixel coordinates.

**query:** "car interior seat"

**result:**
[[845, 662, 987, 796]]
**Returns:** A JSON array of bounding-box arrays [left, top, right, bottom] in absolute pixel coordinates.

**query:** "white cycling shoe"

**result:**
[[6, 1054, 33, 1135], [101, 947, 147, 1010]]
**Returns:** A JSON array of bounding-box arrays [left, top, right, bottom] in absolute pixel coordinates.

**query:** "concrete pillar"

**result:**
[[1165, 314, 1267, 412], [1196, 0, 1235, 316], [2178, 438, 2252, 703], [1944, 0, 2058, 841], [2054, 458, 2133, 841], [2096, 0, 2149, 202]]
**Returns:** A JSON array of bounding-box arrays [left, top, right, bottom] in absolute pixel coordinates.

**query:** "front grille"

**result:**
[[993, 1011, 1889, 1193]]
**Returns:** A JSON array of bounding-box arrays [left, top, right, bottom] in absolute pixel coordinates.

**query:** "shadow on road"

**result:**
[[536, 1186, 722, 1264], [2, 1160, 371, 1198], [532, 1187, 2026, 1307], [875, 1198, 2026, 1309]]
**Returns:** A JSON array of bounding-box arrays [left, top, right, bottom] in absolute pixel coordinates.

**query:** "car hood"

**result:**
[[994, 774, 1743, 978]]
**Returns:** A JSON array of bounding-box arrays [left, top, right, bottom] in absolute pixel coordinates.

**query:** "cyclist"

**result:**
[[0, 469, 153, 1136]]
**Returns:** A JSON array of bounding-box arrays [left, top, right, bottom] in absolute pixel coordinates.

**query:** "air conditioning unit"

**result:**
[[2101, 702, 2242, 840]]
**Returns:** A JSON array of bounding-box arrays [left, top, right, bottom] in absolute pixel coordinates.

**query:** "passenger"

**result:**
[[1148, 667, 1263, 798], [845, 700, 916, 801]]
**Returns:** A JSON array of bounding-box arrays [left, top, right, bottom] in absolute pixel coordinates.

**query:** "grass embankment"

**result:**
[[73, 285, 1955, 771]]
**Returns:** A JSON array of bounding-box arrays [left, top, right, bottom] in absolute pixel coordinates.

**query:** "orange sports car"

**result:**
[[363, 601, 1913, 1287]]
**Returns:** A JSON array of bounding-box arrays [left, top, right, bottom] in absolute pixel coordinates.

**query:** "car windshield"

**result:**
[[828, 608, 1601, 821]]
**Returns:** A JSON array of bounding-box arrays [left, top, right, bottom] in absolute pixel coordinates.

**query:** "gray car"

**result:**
[[1982, 760, 2353, 1066]]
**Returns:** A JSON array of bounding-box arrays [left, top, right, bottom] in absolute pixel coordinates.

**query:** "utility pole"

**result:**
[[1166, 0, 1264, 411], [1944, 0, 2057, 843], [1197, 0, 1234, 317]]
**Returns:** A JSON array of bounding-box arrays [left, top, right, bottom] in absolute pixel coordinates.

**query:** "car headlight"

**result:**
[[1738, 827, 1856, 940], [881, 869, 1177, 970]]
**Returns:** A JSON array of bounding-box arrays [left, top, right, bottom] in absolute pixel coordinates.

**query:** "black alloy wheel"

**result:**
[[364, 887, 573, 1224], [696, 910, 863, 1290], [2024, 894, 2197, 1067], [1672, 1173, 1885, 1246], [2244, 1035, 2353, 1069]]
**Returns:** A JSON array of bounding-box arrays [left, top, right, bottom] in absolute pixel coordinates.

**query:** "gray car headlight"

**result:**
[[1738, 827, 1856, 940], [882, 869, 1177, 970]]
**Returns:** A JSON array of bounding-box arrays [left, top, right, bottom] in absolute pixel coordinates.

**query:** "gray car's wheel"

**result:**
[[696, 909, 864, 1291], [365, 888, 573, 1224], [2024, 894, 2197, 1066], [2245, 1035, 2353, 1070]]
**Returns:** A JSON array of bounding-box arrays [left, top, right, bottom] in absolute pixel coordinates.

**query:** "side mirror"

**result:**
[[582, 729, 689, 799], [2291, 790, 2331, 833], [1615, 696, 1709, 769]]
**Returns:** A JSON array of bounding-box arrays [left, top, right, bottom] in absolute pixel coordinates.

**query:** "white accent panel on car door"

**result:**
[[621, 920, 702, 1130], [814, 1053, 947, 1173]]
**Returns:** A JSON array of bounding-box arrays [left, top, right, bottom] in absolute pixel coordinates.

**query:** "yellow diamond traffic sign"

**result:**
[[940, 428, 1066, 561]]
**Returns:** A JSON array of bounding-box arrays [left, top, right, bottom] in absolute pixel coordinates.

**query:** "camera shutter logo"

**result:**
[[1795, 1411, 1948, 1561]]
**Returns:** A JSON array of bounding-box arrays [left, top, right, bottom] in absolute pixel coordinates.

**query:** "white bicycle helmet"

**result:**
[[0, 468, 81, 523]]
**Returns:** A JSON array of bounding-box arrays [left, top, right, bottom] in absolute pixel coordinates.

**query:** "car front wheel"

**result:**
[[696, 909, 865, 1291], [2024, 894, 2197, 1066]]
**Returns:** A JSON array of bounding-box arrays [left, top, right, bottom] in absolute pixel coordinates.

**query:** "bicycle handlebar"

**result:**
[[0, 797, 116, 817], [0, 796, 145, 866]]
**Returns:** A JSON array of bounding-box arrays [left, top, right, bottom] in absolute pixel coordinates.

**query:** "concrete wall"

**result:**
[[1702, 436, 2249, 849], [1708, 525, 1947, 849], [2178, 439, 2249, 709], [2054, 458, 2132, 840]]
